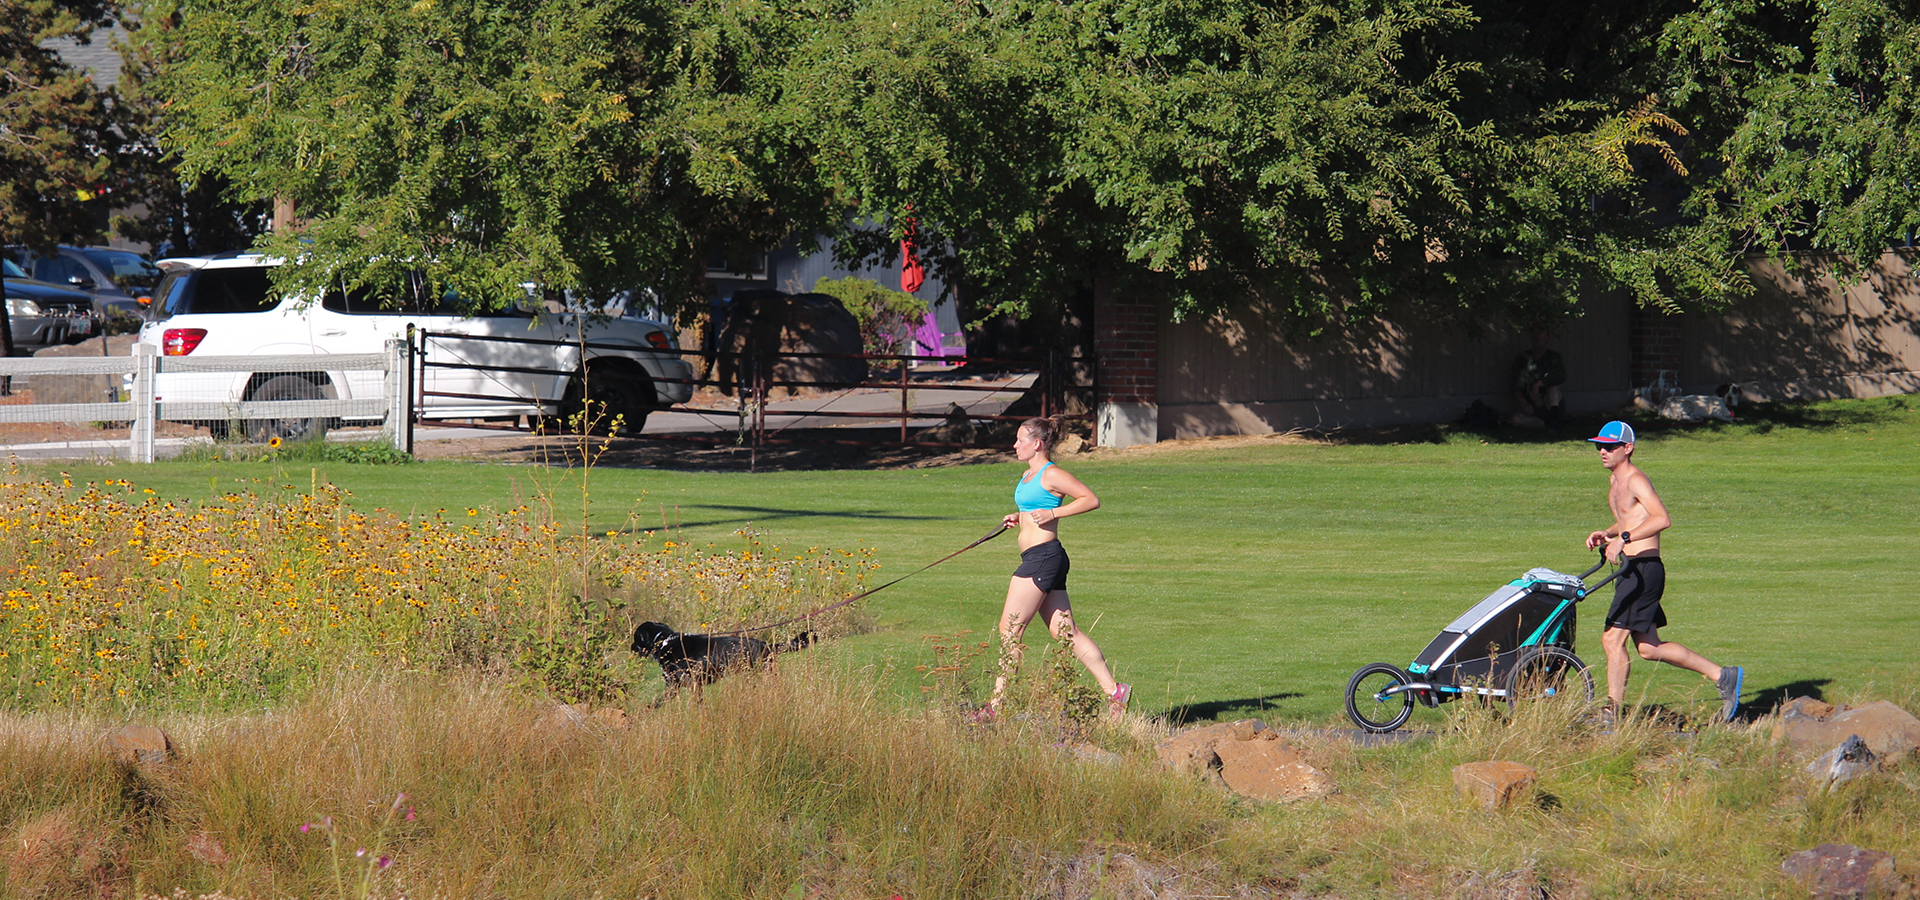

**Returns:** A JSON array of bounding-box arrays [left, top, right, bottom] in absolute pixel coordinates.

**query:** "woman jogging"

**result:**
[[981, 416, 1129, 720]]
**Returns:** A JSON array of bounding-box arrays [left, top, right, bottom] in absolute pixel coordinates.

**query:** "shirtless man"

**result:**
[[1584, 420, 1744, 722]]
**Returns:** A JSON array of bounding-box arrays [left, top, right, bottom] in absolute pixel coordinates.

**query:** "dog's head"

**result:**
[[631, 621, 679, 657]]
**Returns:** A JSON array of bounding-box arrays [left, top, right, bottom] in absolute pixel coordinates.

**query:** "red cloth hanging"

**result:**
[[900, 217, 925, 294]]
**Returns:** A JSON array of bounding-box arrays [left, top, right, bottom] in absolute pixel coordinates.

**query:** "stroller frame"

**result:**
[[1345, 556, 1622, 733]]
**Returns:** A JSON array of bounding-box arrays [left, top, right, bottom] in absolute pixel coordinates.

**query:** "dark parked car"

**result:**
[[4, 244, 159, 324], [3, 257, 100, 351]]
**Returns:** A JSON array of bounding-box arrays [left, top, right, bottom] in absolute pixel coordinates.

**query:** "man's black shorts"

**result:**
[[1606, 555, 1669, 634], [1013, 541, 1071, 593]]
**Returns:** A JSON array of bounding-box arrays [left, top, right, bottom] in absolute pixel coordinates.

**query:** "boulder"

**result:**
[[29, 335, 136, 406], [1774, 700, 1920, 760], [1780, 844, 1899, 900], [1055, 742, 1122, 767], [1213, 739, 1336, 802], [1452, 761, 1538, 810], [714, 290, 867, 399], [1154, 719, 1335, 802], [1155, 719, 1269, 775], [1806, 735, 1878, 788], [105, 725, 175, 766]]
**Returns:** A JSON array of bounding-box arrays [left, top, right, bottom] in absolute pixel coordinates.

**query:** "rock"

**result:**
[[1781, 844, 1899, 899], [1154, 719, 1334, 802], [1452, 761, 1538, 810], [1806, 735, 1878, 788], [105, 725, 175, 766], [917, 402, 976, 444], [535, 702, 625, 735], [1055, 742, 1122, 767], [1213, 738, 1337, 802], [1450, 866, 1547, 900], [591, 707, 632, 730], [1774, 700, 1920, 760], [1056, 432, 1087, 454], [29, 334, 136, 406], [1155, 719, 1269, 774], [1781, 696, 1838, 722]]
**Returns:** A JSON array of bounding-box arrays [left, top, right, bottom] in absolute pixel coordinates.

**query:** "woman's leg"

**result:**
[[988, 576, 1047, 708], [1039, 591, 1119, 697]]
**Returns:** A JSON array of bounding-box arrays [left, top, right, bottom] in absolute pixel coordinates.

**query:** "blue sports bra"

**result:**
[[1015, 462, 1063, 511]]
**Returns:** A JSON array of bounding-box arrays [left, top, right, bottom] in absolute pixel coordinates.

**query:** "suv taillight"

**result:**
[[645, 331, 672, 350], [163, 328, 208, 356]]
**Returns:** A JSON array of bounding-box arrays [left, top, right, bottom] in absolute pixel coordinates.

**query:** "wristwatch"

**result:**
[[1620, 531, 1631, 544]]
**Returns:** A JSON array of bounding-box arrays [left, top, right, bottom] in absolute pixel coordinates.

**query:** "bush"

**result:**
[[811, 276, 930, 356]]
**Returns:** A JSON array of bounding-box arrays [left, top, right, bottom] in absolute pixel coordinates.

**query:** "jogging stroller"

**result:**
[[1344, 555, 1623, 733]]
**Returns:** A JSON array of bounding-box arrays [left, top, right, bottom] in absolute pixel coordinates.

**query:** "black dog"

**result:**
[[630, 621, 814, 702]]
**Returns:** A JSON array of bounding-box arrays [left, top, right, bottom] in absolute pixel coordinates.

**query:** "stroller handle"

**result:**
[[1578, 548, 1628, 597]]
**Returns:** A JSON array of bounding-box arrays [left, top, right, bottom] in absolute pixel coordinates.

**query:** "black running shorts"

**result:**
[[1012, 541, 1071, 593], [1606, 555, 1669, 634]]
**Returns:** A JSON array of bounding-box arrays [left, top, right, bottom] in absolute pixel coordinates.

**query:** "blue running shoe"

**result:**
[[1717, 666, 1744, 722]]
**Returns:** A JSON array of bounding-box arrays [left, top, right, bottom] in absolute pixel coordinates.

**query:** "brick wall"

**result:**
[[1093, 284, 1158, 406], [1629, 305, 1684, 390]]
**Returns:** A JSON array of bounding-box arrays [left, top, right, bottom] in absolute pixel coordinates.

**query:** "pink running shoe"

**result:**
[[1108, 683, 1132, 714]]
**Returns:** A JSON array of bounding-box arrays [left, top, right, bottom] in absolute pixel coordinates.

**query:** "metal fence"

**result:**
[[410, 326, 1095, 457]]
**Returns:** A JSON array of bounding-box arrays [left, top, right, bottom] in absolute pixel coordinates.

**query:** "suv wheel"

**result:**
[[561, 359, 654, 436], [245, 375, 331, 443]]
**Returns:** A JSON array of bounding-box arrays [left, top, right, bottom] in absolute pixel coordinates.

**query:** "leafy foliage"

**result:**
[[810, 274, 929, 354], [0, 0, 119, 249], [1662, 0, 1920, 269], [140, 0, 1920, 330]]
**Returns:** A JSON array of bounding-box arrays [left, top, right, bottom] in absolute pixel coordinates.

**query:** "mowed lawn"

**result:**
[[65, 398, 1920, 724]]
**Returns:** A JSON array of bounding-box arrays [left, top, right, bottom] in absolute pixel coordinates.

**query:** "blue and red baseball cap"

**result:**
[[1588, 420, 1636, 445]]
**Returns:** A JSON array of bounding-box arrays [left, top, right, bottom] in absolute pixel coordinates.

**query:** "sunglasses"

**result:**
[[1594, 442, 1624, 452]]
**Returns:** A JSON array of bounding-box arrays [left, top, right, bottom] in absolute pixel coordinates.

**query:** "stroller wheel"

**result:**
[[1345, 663, 1415, 733], [1504, 646, 1594, 712]]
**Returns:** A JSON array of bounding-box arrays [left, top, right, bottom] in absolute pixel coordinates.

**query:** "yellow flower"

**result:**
[[268, 436, 284, 449]]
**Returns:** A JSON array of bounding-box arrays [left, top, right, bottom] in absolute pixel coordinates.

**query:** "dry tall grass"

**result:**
[[6, 663, 1916, 900], [3, 661, 1239, 900]]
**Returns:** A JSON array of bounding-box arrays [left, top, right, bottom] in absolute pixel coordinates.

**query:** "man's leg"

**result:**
[[1601, 625, 1634, 706], [1636, 631, 1744, 721], [1632, 631, 1720, 681]]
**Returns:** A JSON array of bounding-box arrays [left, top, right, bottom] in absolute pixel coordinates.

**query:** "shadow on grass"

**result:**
[[1620, 677, 1832, 728], [1744, 677, 1833, 719], [1314, 395, 1915, 447], [1164, 693, 1305, 726]]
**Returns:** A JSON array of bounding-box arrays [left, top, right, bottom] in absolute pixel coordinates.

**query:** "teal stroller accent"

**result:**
[[1344, 556, 1621, 733]]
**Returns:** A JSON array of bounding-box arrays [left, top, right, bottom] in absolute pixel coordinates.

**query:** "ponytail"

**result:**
[[1019, 416, 1064, 454]]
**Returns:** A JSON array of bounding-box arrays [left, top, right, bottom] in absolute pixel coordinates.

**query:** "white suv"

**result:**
[[139, 254, 695, 441]]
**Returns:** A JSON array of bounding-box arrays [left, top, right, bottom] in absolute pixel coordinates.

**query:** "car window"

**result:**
[[322, 278, 532, 319], [1, 258, 27, 279], [77, 249, 161, 291], [154, 267, 280, 317], [34, 255, 89, 285]]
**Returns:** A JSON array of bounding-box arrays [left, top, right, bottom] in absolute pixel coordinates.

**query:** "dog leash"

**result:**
[[707, 523, 1009, 637]]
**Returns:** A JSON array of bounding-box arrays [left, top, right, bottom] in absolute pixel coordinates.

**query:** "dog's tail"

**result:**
[[780, 632, 817, 653]]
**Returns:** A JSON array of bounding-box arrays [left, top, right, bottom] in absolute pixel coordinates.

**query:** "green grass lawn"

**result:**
[[31, 396, 1920, 725]]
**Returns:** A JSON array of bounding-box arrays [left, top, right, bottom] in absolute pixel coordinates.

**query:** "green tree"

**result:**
[[1, 0, 119, 249], [111, 7, 271, 255], [150, 0, 827, 307], [1661, 0, 1920, 270], [776, 0, 1743, 334]]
